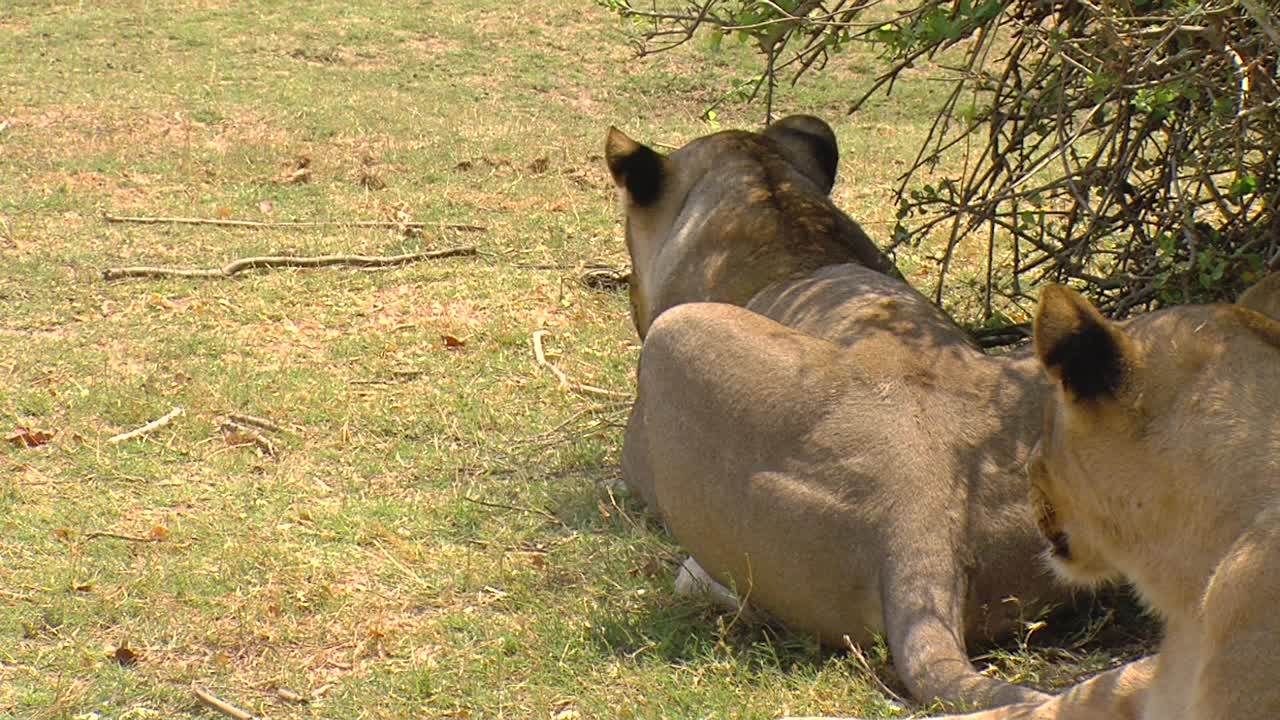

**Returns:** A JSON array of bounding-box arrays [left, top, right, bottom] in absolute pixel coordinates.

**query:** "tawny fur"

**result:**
[[788, 276, 1280, 719], [607, 116, 1086, 709]]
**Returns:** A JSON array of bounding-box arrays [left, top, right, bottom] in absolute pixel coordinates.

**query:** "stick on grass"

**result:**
[[219, 419, 278, 456], [103, 248, 477, 280], [192, 686, 257, 720], [531, 330, 631, 400], [84, 530, 157, 543], [103, 211, 487, 233], [531, 329, 571, 387], [107, 406, 183, 444], [222, 412, 291, 435]]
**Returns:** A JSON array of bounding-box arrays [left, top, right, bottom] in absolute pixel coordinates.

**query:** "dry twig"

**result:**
[[107, 406, 183, 444], [843, 634, 908, 707], [103, 248, 477, 280], [274, 687, 307, 704], [0, 215, 14, 248], [219, 419, 278, 456], [462, 495, 569, 530], [192, 686, 257, 720], [530, 330, 631, 400], [222, 412, 292, 435], [83, 530, 157, 543], [103, 211, 486, 233], [531, 329, 571, 387]]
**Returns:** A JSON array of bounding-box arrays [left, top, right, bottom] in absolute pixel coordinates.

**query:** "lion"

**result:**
[[784, 275, 1280, 720], [606, 116, 1088, 709]]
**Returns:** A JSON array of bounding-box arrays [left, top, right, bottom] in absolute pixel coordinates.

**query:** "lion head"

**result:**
[[1028, 278, 1280, 614], [603, 115, 895, 338]]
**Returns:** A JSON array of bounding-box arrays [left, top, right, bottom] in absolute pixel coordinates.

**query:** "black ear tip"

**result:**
[[1034, 286, 1126, 400], [1044, 322, 1125, 399], [604, 129, 665, 207]]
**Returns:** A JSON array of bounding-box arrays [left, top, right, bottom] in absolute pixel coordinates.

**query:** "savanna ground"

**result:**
[[0, 2, 1149, 718]]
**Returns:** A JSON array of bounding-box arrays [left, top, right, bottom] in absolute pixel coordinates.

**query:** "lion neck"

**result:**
[[1116, 478, 1279, 624]]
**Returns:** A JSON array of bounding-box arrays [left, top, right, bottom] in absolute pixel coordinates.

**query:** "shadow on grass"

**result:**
[[590, 591, 833, 672]]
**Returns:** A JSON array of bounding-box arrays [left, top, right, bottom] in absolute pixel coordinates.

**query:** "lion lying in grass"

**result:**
[[606, 116, 1086, 709], [785, 276, 1280, 719]]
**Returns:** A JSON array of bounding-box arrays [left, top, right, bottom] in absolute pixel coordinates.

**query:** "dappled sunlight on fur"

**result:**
[[607, 116, 1112, 711]]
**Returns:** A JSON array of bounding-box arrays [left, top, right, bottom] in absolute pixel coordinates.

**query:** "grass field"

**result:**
[[0, 2, 1144, 718]]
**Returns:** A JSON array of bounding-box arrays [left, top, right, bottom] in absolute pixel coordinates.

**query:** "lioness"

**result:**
[[787, 276, 1280, 719], [607, 117, 1081, 709]]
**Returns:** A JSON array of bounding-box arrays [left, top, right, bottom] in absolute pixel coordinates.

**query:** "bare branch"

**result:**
[[102, 248, 476, 280]]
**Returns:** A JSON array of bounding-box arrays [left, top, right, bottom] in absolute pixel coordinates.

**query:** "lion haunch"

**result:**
[[608, 116, 1088, 711]]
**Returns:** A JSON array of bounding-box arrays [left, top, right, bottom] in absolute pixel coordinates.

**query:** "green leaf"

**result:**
[[1228, 174, 1257, 201]]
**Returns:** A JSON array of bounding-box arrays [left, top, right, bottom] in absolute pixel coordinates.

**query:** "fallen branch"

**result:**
[[219, 419, 278, 457], [103, 212, 486, 233], [83, 530, 157, 543], [192, 686, 257, 720], [103, 247, 477, 280], [222, 412, 291, 435], [579, 265, 630, 291], [107, 406, 183, 444]]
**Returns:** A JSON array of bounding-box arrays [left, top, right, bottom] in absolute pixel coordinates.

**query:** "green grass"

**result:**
[[0, 2, 1143, 718]]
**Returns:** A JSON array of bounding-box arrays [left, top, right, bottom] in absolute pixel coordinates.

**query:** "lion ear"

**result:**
[[1034, 285, 1131, 400], [1237, 273, 1280, 322], [764, 114, 839, 194], [605, 127, 666, 207]]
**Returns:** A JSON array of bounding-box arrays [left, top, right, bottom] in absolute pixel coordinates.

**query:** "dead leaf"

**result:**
[[389, 202, 412, 225], [216, 206, 232, 219], [147, 524, 170, 542], [551, 701, 580, 720], [528, 157, 550, 174], [112, 644, 139, 666], [53, 527, 73, 541], [453, 160, 473, 172], [73, 580, 93, 592], [281, 156, 312, 184], [222, 427, 256, 447], [258, 199, 274, 214], [6, 425, 54, 448], [442, 334, 467, 349], [148, 292, 177, 311], [358, 170, 385, 190]]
